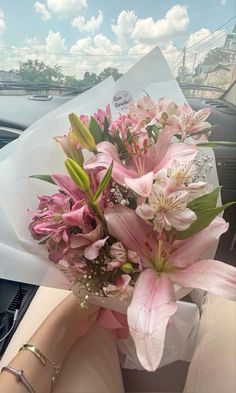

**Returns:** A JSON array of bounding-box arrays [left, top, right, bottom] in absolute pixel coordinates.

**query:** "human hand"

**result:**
[[58, 293, 99, 339]]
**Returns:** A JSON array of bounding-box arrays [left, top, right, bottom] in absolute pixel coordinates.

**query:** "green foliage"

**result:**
[[89, 117, 103, 144], [202, 47, 231, 65], [29, 174, 55, 184], [96, 67, 123, 82], [17, 59, 123, 89], [19, 59, 63, 83], [93, 162, 113, 202], [174, 187, 235, 239], [197, 141, 236, 147]]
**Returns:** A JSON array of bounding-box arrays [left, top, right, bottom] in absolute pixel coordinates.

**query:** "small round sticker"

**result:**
[[112, 90, 133, 111]]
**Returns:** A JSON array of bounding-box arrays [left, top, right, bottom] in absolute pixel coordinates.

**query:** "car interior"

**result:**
[[0, 81, 235, 392]]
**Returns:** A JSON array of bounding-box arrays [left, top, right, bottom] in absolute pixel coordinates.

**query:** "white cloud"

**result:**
[[220, 0, 227, 5], [46, 0, 87, 17], [70, 33, 123, 56], [111, 10, 138, 42], [72, 10, 103, 34], [186, 28, 226, 48], [131, 5, 189, 43], [34, 1, 51, 21], [45, 30, 66, 52], [0, 6, 6, 35]]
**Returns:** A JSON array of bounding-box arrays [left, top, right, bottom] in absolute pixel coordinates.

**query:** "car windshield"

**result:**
[[0, 1, 235, 99]]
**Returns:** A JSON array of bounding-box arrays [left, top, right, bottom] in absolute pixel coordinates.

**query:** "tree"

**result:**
[[202, 47, 231, 65], [64, 75, 80, 87], [19, 59, 64, 83], [97, 67, 123, 83], [83, 71, 97, 86]]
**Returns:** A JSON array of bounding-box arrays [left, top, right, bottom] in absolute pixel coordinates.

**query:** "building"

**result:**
[[205, 63, 236, 89], [0, 70, 21, 82], [223, 24, 236, 63]]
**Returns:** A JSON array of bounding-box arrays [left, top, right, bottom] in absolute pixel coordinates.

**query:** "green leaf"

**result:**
[[89, 116, 103, 144], [93, 161, 113, 202], [29, 175, 55, 185], [190, 124, 218, 137], [174, 187, 236, 239], [197, 141, 236, 148], [102, 117, 111, 141]]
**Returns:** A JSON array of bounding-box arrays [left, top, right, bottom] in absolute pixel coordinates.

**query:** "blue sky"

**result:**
[[0, 0, 235, 77]]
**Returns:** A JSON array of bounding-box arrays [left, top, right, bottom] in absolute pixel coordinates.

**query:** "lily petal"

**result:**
[[52, 174, 84, 202], [105, 205, 156, 262], [171, 217, 229, 268], [125, 172, 154, 197], [155, 143, 198, 173], [170, 260, 236, 301], [128, 269, 178, 371]]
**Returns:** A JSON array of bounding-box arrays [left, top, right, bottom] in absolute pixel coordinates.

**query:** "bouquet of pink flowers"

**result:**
[[28, 95, 236, 371]]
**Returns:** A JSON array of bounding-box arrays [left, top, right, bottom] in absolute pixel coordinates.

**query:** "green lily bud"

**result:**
[[65, 158, 91, 193], [69, 113, 97, 152], [55, 130, 84, 166], [121, 262, 133, 274]]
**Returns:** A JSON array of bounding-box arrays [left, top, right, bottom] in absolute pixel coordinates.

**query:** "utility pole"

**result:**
[[192, 53, 197, 75], [182, 46, 186, 68]]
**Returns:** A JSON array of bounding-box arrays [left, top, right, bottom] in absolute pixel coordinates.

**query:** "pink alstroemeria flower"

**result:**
[[93, 104, 111, 128], [103, 274, 133, 300], [85, 136, 198, 198], [105, 205, 236, 371], [180, 103, 211, 138], [63, 204, 106, 261]]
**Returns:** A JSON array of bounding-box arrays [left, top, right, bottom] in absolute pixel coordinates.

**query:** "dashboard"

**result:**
[[0, 88, 235, 357]]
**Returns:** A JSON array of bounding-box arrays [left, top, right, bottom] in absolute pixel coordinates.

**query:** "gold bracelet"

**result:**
[[20, 344, 61, 391], [20, 344, 61, 375]]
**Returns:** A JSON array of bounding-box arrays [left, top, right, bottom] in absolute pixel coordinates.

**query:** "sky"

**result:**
[[0, 0, 235, 78]]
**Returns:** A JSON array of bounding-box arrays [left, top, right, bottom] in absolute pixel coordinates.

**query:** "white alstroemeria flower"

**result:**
[[154, 160, 208, 201], [136, 183, 197, 231], [168, 160, 196, 186]]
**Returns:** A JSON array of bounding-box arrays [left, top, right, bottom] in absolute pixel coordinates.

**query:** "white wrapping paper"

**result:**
[[0, 46, 220, 369]]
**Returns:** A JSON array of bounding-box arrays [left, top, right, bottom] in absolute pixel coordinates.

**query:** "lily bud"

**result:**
[[55, 130, 84, 166], [121, 262, 133, 274], [64, 158, 91, 193], [69, 113, 97, 152]]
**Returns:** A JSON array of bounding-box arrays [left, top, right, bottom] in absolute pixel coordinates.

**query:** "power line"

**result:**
[[0, 16, 234, 59], [186, 15, 235, 50]]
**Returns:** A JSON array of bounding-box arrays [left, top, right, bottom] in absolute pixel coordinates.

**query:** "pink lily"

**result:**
[[85, 136, 198, 198], [105, 205, 236, 371]]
